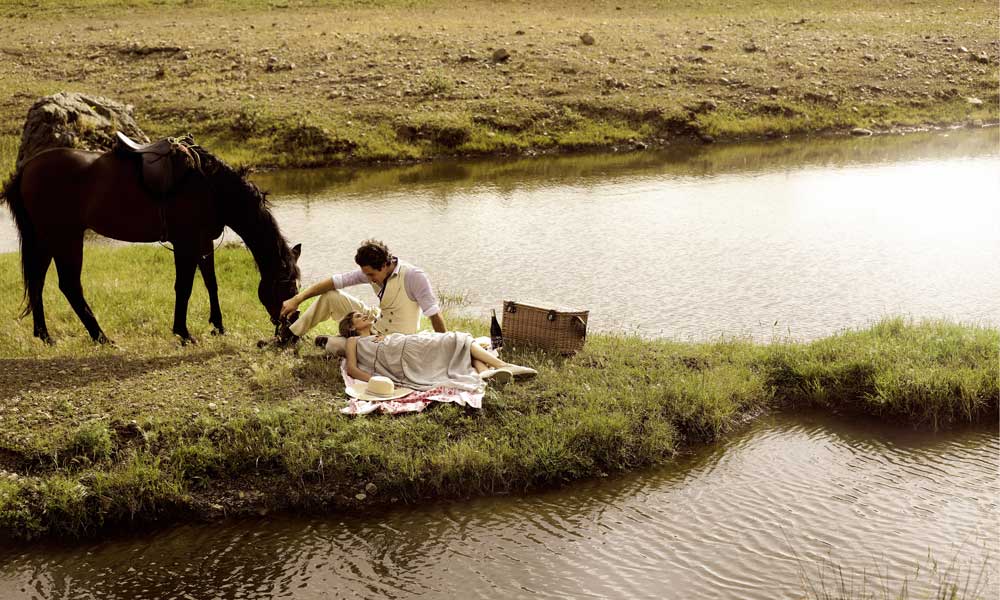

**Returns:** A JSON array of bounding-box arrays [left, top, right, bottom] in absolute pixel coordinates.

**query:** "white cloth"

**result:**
[[338, 360, 483, 416], [354, 332, 485, 393]]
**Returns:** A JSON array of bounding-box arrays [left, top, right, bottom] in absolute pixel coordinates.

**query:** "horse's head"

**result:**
[[259, 243, 301, 327], [192, 146, 303, 331]]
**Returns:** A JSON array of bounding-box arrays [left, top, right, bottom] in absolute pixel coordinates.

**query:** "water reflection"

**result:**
[[0, 413, 996, 599], [252, 128, 999, 198]]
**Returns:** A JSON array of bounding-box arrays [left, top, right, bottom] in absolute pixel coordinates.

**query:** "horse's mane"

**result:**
[[191, 146, 298, 278]]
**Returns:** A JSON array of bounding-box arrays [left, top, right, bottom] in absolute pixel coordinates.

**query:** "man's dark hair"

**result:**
[[355, 239, 393, 269]]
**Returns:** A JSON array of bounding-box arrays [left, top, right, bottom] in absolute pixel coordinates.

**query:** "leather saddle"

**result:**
[[115, 131, 200, 199]]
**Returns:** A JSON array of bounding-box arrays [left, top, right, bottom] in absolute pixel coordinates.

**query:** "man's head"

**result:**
[[355, 239, 395, 286]]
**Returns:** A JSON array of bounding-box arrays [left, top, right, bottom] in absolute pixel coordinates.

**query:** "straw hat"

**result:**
[[345, 375, 414, 401]]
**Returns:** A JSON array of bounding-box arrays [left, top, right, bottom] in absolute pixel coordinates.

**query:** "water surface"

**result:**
[[262, 129, 1000, 340], [0, 412, 995, 599]]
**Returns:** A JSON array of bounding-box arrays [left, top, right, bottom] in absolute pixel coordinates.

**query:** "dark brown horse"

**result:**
[[1, 138, 301, 344]]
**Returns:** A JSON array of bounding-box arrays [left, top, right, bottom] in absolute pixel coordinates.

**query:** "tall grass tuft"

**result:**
[[796, 546, 995, 600]]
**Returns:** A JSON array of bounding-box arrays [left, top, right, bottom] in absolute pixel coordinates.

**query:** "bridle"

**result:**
[[268, 276, 299, 327]]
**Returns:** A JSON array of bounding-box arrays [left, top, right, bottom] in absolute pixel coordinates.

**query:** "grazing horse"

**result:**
[[1, 136, 301, 344]]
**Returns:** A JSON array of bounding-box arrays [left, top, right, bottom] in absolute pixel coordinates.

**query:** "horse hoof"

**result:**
[[210, 327, 225, 336], [95, 334, 114, 345], [180, 336, 198, 346], [38, 334, 55, 346]]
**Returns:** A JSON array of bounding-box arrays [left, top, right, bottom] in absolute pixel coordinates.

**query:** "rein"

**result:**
[[269, 277, 299, 327], [156, 227, 226, 260], [157, 230, 226, 257]]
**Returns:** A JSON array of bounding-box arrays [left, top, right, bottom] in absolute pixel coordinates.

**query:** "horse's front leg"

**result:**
[[172, 251, 199, 345], [198, 251, 225, 335]]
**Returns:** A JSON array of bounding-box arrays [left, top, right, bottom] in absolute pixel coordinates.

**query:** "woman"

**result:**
[[340, 311, 536, 392]]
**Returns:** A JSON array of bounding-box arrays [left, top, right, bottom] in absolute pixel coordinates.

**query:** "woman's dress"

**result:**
[[355, 332, 483, 392]]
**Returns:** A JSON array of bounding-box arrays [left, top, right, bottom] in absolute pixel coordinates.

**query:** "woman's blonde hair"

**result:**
[[339, 312, 358, 337]]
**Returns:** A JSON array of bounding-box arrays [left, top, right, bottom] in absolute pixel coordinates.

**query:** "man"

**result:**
[[279, 239, 446, 344]]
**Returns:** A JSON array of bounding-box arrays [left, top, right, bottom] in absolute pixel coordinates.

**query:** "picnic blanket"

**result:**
[[339, 360, 484, 416]]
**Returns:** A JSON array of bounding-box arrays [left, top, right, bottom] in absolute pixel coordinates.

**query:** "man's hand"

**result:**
[[430, 313, 447, 333], [280, 296, 300, 320], [281, 278, 336, 320]]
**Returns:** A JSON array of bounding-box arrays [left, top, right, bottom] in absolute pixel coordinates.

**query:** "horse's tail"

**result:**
[[1, 170, 35, 318]]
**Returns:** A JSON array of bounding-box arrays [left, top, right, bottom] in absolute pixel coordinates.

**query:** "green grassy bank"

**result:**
[[0, 0, 997, 170], [0, 246, 996, 539]]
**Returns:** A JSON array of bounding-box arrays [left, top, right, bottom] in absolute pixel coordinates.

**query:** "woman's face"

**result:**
[[352, 312, 373, 331]]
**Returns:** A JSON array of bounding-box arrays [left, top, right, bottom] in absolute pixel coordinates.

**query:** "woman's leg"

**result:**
[[470, 343, 506, 369], [470, 336, 496, 372], [471, 343, 538, 379]]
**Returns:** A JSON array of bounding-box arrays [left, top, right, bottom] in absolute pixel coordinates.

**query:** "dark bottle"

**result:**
[[490, 309, 504, 350]]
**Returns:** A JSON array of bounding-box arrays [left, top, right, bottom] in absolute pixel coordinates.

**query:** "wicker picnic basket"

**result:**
[[501, 300, 588, 355]]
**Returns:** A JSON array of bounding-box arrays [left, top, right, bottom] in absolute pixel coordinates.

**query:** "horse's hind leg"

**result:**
[[25, 248, 53, 344], [53, 247, 111, 344], [198, 252, 225, 335]]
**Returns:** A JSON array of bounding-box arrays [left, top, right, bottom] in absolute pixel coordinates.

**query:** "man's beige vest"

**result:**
[[371, 261, 421, 335]]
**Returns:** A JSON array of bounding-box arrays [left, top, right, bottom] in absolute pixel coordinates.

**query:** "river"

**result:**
[[1, 128, 998, 340], [0, 411, 995, 599]]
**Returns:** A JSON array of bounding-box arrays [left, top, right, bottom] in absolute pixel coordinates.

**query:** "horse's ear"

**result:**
[[291, 243, 301, 260]]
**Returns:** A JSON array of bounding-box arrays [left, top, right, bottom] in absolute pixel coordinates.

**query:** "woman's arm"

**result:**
[[345, 337, 372, 382]]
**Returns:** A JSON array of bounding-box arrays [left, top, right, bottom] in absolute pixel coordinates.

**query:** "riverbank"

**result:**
[[0, 246, 995, 539], [0, 0, 997, 169]]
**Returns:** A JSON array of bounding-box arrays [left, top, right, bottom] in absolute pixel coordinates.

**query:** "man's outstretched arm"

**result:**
[[280, 278, 335, 319]]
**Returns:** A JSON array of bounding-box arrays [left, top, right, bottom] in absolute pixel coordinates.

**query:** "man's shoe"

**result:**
[[274, 322, 300, 347]]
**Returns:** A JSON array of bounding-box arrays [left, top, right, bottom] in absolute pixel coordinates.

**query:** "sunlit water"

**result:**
[[0, 412, 995, 599], [1, 129, 997, 340]]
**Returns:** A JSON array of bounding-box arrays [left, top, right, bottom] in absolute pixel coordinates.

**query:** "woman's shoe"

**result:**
[[480, 368, 513, 386], [503, 364, 537, 379]]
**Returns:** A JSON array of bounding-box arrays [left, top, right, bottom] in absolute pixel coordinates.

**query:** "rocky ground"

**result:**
[[0, 0, 996, 169]]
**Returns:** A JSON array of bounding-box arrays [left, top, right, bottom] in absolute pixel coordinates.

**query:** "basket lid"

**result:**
[[503, 300, 588, 315]]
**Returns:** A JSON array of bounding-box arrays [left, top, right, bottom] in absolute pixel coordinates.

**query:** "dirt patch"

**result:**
[[0, 1, 995, 167], [0, 351, 236, 399]]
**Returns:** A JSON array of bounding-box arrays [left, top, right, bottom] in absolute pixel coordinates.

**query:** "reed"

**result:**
[[796, 546, 995, 600]]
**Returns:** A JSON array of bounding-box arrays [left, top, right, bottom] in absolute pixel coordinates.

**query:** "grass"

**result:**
[[796, 545, 995, 600], [0, 245, 995, 539], [0, 0, 996, 170]]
